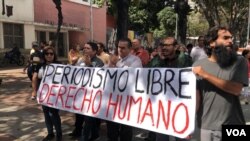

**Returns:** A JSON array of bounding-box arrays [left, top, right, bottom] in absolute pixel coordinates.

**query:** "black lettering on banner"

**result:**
[[164, 69, 177, 97], [89, 68, 96, 87], [74, 68, 84, 85], [222, 125, 250, 141], [70, 68, 78, 84], [104, 69, 118, 91], [43, 64, 55, 83], [52, 65, 64, 84], [93, 68, 104, 89], [117, 70, 129, 92], [151, 69, 162, 95], [81, 68, 91, 87], [146, 69, 151, 94], [61, 66, 71, 84], [135, 69, 144, 93], [179, 69, 191, 99]]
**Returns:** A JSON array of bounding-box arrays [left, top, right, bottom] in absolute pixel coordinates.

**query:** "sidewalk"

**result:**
[[1, 66, 249, 141]]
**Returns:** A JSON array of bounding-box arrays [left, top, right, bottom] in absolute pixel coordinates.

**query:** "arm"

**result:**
[[193, 66, 243, 96], [196, 89, 200, 112]]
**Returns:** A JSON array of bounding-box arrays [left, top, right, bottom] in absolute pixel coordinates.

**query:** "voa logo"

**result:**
[[226, 129, 246, 136]]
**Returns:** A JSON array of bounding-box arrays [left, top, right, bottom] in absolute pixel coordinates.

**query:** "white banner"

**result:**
[[37, 64, 196, 138]]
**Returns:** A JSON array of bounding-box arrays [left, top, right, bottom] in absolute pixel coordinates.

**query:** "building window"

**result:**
[[3, 23, 24, 49]]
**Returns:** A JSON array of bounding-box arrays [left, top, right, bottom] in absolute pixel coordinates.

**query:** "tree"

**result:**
[[192, 0, 249, 46], [153, 7, 176, 38], [187, 11, 209, 36], [2, 0, 5, 15], [175, 0, 191, 44], [95, 0, 131, 41], [128, 0, 166, 34], [116, 0, 131, 41], [52, 0, 63, 47]]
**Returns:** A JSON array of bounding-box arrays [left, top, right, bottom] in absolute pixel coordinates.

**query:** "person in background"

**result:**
[[246, 39, 250, 49], [131, 38, 150, 67], [68, 43, 84, 140], [97, 42, 110, 65], [193, 26, 248, 141], [106, 54, 120, 67], [178, 43, 189, 55], [23, 41, 43, 100], [8, 43, 21, 59], [190, 36, 207, 62], [241, 49, 250, 105], [36, 46, 62, 141], [68, 44, 80, 65], [40, 41, 47, 52], [48, 40, 55, 48], [186, 43, 193, 55]]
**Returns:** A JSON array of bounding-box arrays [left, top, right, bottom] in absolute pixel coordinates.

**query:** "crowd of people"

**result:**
[[23, 25, 249, 141]]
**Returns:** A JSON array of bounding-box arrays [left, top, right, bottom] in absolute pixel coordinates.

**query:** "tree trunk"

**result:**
[[2, 0, 5, 15], [175, 0, 190, 44], [116, 0, 130, 42], [53, 0, 63, 48], [197, 0, 220, 28]]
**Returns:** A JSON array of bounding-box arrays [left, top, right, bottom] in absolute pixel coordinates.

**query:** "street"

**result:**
[[0, 66, 250, 141]]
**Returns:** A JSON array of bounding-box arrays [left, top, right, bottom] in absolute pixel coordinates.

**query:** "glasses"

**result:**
[[45, 52, 54, 56]]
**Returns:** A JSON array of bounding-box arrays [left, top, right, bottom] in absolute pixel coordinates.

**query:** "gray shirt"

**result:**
[[193, 56, 248, 130]]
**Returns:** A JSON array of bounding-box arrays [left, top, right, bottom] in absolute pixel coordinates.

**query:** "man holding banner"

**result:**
[[193, 26, 248, 141], [147, 37, 192, 141], [80, 42, 104, 141], [106, 38, 142, 141]]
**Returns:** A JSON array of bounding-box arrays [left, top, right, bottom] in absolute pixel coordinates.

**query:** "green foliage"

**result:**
[[93, 0, 105, 6], [128, 0, 166, 34], [128, 5, 148, 34], [153, 7, 176, 38], [187, 12, 209, 36]]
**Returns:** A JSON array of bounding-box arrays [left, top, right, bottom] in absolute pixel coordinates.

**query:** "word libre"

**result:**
[[37, 64, 196, 138]]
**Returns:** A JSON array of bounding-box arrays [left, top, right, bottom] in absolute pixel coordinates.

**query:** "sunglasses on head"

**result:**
[[45, 52, 54, 56]]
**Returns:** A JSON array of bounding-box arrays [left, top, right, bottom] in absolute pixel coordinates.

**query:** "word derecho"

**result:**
[[37, 64, 196, 138]]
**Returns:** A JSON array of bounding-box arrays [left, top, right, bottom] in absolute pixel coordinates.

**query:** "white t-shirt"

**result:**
[[190, 46, 208, 62]]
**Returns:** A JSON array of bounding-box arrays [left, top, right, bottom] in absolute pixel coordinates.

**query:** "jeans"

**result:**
[[42, 105, 62, 138]]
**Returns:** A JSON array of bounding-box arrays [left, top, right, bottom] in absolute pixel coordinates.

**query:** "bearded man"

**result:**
[[193, 26, 248, 141]]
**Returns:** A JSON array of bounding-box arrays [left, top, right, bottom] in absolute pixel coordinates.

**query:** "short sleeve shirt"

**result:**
[[193, 56, 248, 130]]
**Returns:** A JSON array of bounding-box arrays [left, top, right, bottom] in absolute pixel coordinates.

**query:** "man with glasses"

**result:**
[[190, 36, 207, 62], [146, 37, 192, 141]]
